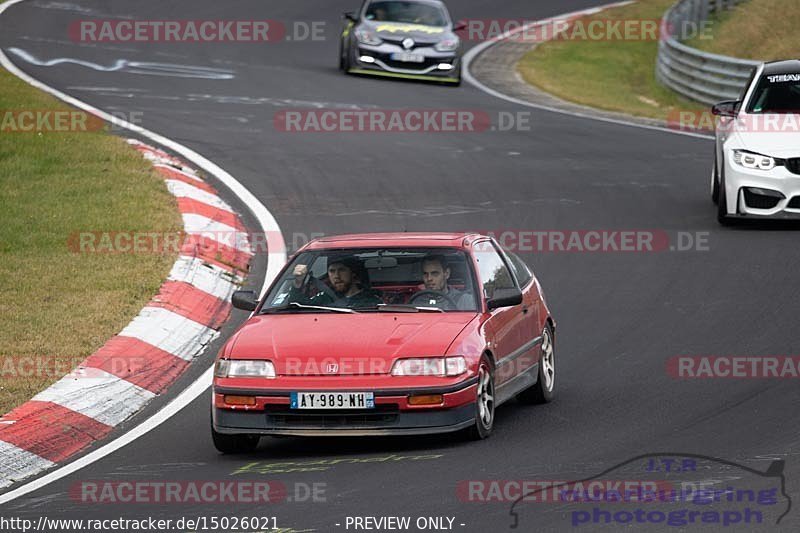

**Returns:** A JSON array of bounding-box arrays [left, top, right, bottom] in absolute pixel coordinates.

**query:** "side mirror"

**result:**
[[343, 11, 357, 22], [453, 21, 467, 31], [486, 287, 523, 310], [232, 290, 258, 312], [711, 100, 740, 118]]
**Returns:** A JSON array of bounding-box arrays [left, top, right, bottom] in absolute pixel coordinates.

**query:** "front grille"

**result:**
[[265, 404, 399, 428], [788, 196, 800, 208], [786, 158, 800, 175], [742, 188, 782, 209]]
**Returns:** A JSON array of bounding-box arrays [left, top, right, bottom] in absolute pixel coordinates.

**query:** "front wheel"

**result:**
[[717, 168, 731, 225], [711, 152, 720, 205], [466, 357, 495, 440], [518, 324, 555, 404]]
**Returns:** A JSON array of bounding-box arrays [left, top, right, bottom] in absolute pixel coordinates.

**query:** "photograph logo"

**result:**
[[509, 453, 791, 529]]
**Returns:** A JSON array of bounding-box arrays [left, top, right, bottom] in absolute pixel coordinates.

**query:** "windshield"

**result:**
[[746, 73, 800, 114], [364, 1, 448, 26], [262, 247, 479, 313]]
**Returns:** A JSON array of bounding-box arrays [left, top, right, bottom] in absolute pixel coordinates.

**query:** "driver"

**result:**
[[288, 255, 382, 308], [413, 254, 474, 310]]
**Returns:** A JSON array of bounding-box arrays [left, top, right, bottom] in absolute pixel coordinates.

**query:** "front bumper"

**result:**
[[212, 377, 477, 436], [722, 153, 800, 219], [348, 43, 460, 82]]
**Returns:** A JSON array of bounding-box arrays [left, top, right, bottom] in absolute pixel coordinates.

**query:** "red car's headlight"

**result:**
[[391, 357, 467, 377], [215, 360, 276, 378]]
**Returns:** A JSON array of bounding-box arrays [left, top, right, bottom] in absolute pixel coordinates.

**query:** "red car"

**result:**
[[211, 233, 555, 452]]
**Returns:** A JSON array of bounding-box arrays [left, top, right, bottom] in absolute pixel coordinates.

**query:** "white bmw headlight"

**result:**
[[215, 359, 276, 378], [733, 149, 777, 171], [391, 356, 467, 377], [355, 27, 382, 46], [434, 37, 459, 52]]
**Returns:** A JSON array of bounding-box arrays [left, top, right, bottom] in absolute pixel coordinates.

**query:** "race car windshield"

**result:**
[[263, 247, 479, 312], [364, 1, 448, 27], [746, 75, 800, 114]]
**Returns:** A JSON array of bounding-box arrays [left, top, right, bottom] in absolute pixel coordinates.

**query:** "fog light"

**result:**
[[224, 395, 256, 406], [437, 63, 453, 70], [359, 55, 376, 63], [408, 394, 444, 406]]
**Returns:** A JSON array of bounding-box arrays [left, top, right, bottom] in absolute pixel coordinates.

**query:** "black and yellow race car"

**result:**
[[340, 0, 464, 85]]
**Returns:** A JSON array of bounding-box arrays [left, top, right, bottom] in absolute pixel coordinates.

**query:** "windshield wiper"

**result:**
[[262, 302, 355, 314], [367, 304, 444, 313]]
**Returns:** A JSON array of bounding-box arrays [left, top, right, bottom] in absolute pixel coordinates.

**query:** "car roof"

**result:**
[[761, 60, 800, 76], [303, 232, 485, 250]]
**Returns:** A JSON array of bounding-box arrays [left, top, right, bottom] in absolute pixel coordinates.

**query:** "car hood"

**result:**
[[361, 20, 451, 44], [228, 312, 478, 375], [730, 114, 800, 157]]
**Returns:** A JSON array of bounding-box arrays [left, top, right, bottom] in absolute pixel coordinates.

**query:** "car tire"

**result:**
[[711, 151, 720, 205], [466, 356, 495, 440], [518, 323, 555, 404], [717, 165, 731, 226], [211, 426, 259, 454]]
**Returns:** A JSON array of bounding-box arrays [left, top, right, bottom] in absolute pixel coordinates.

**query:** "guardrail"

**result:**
[[656, 0, 760, 105]]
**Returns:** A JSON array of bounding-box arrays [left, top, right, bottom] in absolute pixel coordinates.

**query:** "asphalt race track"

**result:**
[[2, 0, 800, 531]]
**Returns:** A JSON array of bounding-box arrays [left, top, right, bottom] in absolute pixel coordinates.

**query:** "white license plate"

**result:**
[[390, 52, 424, 63], [290, 392, 374, 409]]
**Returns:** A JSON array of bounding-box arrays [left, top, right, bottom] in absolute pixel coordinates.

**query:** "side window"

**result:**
[[507, 252, 533, 287], [474, 242, 515, 300]]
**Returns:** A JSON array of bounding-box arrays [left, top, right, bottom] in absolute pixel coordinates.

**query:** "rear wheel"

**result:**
[[466, 356, 495, 440], [518, 324, 555, 404], [211, 426, 259, 454]]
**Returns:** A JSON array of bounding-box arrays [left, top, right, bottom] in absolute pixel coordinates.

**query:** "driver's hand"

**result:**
[[292, 264, 308, 288]]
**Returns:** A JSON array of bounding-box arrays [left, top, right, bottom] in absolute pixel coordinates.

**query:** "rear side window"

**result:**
[[506, 252, 533, 287], [473, 242, 515, 299]]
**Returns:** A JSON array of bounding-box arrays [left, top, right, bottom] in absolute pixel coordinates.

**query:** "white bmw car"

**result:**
[[712, 60, 800, 224]]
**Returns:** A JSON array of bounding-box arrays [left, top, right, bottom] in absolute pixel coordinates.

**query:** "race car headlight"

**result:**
[[355, 28, 382, 46], [215, 359, 276, 378], [733, 150, 776, 171], [391, 356, 467, 377], [434, 37, 459, 52]]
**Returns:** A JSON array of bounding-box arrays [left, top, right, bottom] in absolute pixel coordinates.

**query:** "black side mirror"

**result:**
[[453, 21, 467, 31], [487, 287, 523, 310], [232, 290, 258, 312], [711, 100, 741, 118], [343, 11, 357, 22]]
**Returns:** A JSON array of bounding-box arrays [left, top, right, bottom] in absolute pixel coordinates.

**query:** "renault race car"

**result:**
[[211, 233, 556, 452], [339, 0, 465, 85], [712, 60, 800, 224]]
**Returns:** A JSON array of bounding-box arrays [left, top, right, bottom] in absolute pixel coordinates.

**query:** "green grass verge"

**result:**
[[517, 0, 707, 121], [685, 0, 800, 61], [0, 66, 181, 414]]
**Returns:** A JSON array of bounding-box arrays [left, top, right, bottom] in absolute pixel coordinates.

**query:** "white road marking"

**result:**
[[118, 307, 219, 361], [32, 370, 156, 427], [0, 443, 56, 490], [165, 179, 235, 212], [182, 213, 252, 253], [7, 47, 235, 79], [167, 256, 243, 301]]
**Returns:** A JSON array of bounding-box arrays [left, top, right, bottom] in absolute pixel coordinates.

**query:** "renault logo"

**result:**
[[402, 37, 415, 49]]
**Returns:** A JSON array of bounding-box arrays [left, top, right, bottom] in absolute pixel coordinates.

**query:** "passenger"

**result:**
[[289, 256, 382, 308]]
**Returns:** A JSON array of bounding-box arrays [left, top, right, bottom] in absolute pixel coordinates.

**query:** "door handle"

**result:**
[[522, 305, 529, 314]]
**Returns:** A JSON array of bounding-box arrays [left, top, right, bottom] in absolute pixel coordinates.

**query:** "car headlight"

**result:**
[[391, 356, 467, 377], [733, 150, 777, 171], [355, 27, 382, 46], [215, 359, 276, 378], [434, 37, 459, 52]]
